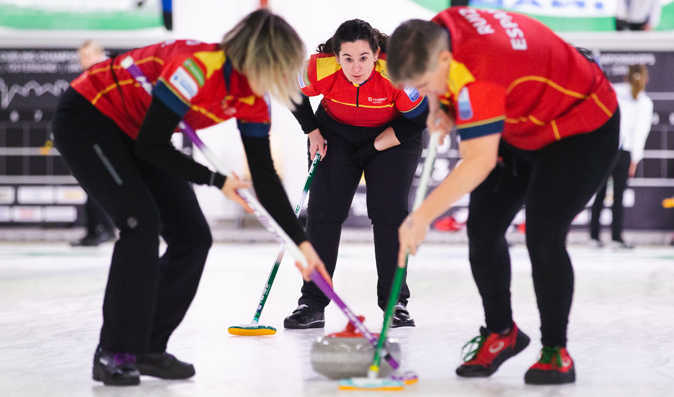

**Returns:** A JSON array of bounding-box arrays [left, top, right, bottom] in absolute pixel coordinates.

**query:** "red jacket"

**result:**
[[299, 52, 426, 127], [71, 40, 271, 139], [433, 7, 617, 150]]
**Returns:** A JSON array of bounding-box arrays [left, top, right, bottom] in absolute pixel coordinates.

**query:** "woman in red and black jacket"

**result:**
[[285, 19, 429, 329], [52, 9, 329, 387]]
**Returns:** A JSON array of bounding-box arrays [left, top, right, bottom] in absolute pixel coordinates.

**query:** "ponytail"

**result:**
[[627, 64, 648, 100]]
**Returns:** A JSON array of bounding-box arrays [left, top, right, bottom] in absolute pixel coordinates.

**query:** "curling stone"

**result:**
[[310, 316, 402, 380]]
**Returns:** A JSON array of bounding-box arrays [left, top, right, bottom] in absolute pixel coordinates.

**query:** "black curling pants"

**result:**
[[84, 199, 115, 239], [466, 109, 620, 347], [52, 88, 212, 354], [590, 149, 631, 242], [298, 113, 422, 312]]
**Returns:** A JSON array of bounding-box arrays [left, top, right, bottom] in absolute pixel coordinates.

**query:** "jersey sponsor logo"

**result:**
[[220, 95, 237, 116], [404, 86, 420, 102], [183, 59, 205, 87], [169, 67, 198, 101], [458, 87, 473, 120], [368, 96, 388, 104]]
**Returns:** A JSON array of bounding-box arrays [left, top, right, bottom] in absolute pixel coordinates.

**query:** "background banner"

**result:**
[[0, 0, 163, 30], [412, 0, 674, 31]]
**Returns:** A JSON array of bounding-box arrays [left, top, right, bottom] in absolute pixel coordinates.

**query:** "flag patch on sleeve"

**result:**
[[183, 59, 205, 87], [298, 61, 310, 89], [404, 85, 420, 102], [169, 67, 198, 101], [458, 87, 473, 120]]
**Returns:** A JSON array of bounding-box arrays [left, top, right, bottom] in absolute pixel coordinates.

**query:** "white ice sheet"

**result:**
[[0, 242, 673, 396]]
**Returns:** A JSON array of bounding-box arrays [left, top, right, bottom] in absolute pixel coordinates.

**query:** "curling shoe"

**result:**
[[136, 352, 195, 380], [284, 304, 325, 329], [390, 303, 415, 328], [524, 346, 575, 385], [92, 347, 140, 386], [456, 322, 530, 377]]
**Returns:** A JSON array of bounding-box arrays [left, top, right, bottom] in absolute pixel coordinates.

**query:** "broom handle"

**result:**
[[251, 153, 321, 324], [120, 56, 308, 268], [369, 131, 441, 377], [119, 58, 403, 366]]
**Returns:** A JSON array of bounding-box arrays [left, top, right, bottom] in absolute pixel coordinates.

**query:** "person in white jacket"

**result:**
[[616, 0, 662, 30], [590, 64, 654, 249]]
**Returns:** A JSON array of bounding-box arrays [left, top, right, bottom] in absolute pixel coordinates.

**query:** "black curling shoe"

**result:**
[[284, 304, 325, 329], [135, 352, 195, 380], [93, 347, 140, 386], [390, 303, 415, 328]]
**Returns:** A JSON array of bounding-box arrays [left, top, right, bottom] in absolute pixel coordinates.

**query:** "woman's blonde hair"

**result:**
[[221, 9, 305, 110], [627, 64, 648, 100]]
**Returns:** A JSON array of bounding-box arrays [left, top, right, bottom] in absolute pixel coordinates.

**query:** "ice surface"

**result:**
[[1, 242, 673, 396]]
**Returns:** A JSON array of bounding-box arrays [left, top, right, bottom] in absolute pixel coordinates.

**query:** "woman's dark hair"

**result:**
[[317, 19, 388, 55]]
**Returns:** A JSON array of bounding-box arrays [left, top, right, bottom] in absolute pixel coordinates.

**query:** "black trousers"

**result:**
[[52, 88, 212, 354], [466, 109, 620, 347], [83, 199, 115, 238], [590, 149, 631, 242], [299, 110, 422, 311]]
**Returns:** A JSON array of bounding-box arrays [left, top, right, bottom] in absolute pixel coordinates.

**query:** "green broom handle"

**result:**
[[369, 132, 441, 376], [251, 153, 321, 324]]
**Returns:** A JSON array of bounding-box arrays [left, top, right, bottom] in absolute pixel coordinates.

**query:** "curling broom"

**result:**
[[338, 131, 441, 391], [228, 153, 321, 336]]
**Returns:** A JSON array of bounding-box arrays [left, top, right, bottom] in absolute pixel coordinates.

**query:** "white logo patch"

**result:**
[[404, 86, 420, 102], [488, 341, 505, 354], [458, 87, 474, 120], [169, 67, 198, 100]]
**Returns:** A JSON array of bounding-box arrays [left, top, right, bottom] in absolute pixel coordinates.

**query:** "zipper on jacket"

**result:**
[[355, 84, 360, 107]]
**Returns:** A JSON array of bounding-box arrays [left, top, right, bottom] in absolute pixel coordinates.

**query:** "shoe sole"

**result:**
[[92, 367, 140, 386], [456, 330, 531, 378], [283, 319, 325, 329], [135, 363, 195, 380], [524, 367, 576, 385], [390, 321, 416, 328]]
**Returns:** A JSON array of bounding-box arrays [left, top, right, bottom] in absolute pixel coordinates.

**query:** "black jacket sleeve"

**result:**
[[390, 101, 430, 144], [241, 135, 308, 246], [290, 95, 321, 134], [135, 96, 227, 188]]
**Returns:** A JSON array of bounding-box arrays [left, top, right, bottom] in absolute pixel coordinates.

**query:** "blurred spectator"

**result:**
[[616, 0, 662, 31], [71, 40, 116, 247], [590, 65, 653, 249], [78, 40, 105, 70]]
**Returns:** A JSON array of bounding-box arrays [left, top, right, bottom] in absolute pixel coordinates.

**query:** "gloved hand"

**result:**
[[348, 141, 378, 168]]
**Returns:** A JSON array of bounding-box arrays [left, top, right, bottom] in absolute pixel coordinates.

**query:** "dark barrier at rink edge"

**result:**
[[0, 48, 130, 227], [343, 51, 674, 230]]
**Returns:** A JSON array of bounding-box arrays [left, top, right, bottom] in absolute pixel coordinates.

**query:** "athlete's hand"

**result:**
[[308, 129, 327, 161], [296, 241, 332, 284], [398, 212, 430, 267], [629, 162, 638, 178], [427, 107, 455, 146], [221, 172, 253, 213]]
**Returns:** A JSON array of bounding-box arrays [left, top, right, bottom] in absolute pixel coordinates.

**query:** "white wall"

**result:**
[[172, 0, 434, 221]]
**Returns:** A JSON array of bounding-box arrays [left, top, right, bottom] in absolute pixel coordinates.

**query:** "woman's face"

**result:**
[[337, 40, 379, 85]]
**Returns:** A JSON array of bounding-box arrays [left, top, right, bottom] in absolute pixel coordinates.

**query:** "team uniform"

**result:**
[[53, 40, 306, 384], [432, 8, 619, 383], [288, 52, 428, 327]]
